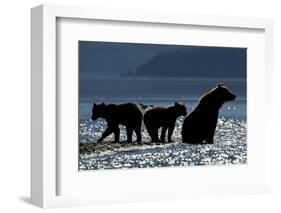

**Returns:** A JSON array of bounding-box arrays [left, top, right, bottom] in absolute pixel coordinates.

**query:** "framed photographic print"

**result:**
[[78, 41, 246, 170], [31, 4, 274, 208]]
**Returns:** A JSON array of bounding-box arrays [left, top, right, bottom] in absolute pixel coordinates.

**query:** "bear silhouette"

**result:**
[[144, 102, 187, 142], [91, 103, 143, 142], [181, 83, 236, 144]]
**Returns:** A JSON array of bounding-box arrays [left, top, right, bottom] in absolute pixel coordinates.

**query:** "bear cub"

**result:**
[[91, 103, 143, 142], [144, 102, 187, 142], [181, 83, 236, 144]]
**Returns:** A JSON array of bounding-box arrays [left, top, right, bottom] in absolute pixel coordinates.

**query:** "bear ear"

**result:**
[[101, 102, 105, 106], [93, 102, 96, 107], [174, 102, 179, 106], [217, 83, 224, 88]]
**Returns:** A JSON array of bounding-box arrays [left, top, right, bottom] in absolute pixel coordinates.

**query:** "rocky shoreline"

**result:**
[[79, 140, 175, 156]]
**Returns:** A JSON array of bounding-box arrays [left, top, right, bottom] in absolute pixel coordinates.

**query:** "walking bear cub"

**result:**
[[181, 84, 236, 144], [91, 103, 143, 142], [144, 102, 187, 142]]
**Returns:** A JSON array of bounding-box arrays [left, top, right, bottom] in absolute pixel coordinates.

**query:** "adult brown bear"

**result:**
[[181, 84, 236, 144], [91, 103, 143, 142], [144, 102, 187, 142]]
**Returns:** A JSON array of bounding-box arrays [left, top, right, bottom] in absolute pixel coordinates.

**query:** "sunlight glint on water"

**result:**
[[79, 99, 247, 170]]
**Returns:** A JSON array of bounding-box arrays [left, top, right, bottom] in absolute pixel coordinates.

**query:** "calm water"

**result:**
[[79, 78, 247, 170]]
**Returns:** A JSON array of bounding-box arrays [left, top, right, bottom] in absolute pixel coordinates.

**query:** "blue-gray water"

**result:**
[[79, 78, 247, 171]]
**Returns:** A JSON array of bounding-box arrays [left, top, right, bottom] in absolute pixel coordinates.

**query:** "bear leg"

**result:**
[[205, 126, 216, 144], [167, 123, 175, 142], [147, 127, 159, 142], [125, 126, 133, 142], [98, 127, 114, 142], [135, 126, 142, 142], [160, 126, 167, 142], [112, 125, 120, 142], [152, 129, 160, 142]]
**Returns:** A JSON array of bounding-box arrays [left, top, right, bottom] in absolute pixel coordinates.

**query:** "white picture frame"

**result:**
[[31, 4, 274, 208]]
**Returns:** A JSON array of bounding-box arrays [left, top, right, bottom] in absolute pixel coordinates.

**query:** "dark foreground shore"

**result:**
[[80, 140, 176, 155]]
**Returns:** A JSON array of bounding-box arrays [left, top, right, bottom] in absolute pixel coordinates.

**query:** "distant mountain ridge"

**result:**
[[122, 47, 246, 78], [79, 41, 180, 77]]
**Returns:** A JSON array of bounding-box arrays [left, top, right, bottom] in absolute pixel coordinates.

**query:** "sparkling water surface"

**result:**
[[79, 112, 247, 171]]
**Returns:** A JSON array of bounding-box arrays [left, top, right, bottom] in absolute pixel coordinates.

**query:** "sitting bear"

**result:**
[[181, 83, 236, 144], [144, 102, 187, 142], [91, 103, 143, 142]]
